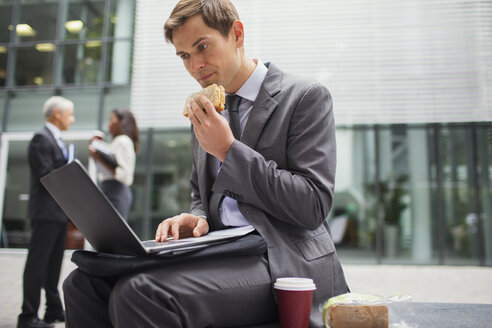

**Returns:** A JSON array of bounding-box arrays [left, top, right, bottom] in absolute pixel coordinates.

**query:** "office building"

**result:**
[[0, 0, 491, 266]]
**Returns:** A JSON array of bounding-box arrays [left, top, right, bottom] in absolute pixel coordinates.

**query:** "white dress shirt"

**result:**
[[211, 59, 268, 227], [45, 122, 67, 159]]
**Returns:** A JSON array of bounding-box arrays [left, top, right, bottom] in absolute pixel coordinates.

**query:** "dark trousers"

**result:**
[[20, 221, 67, 319], [63, 254, 278, 328], [100, 180, 132, 220]]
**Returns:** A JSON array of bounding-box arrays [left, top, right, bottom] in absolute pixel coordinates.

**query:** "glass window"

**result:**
[[109, 0, 135, 38], [476, 124, 492, 266], [107, 40, 132, 84], [1, 139, 31, 248], [333, 127, 378, 264], [59, 43, 102, 85], [64, 0, 105, 40], [7, 90, 53, 132], [1, 137, 91, 249], [379, 126, 438, 265], [0, 46, 7, 87], [0, 0, 14, 43], [436, 125, 481, 265], [102, 86, 131, 128], [17, 0, 58, 42], [128, 129, 148, 237], [0, 92, 4, 129], [14, 45, 54, 86], [146, 130, 192, 238], [60, 88, 100, 130]]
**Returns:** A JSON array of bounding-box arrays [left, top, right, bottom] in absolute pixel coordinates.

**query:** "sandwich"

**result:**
[[183, 84, 225, 117]]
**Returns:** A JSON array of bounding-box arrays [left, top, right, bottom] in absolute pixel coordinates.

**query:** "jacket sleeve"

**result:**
[[112, 136, 136, 186], [188, 133, 207, 219], [213, 83, 336, 231]]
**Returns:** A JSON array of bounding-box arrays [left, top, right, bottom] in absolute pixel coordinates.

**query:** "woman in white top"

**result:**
[[89, 109, 139, 220]]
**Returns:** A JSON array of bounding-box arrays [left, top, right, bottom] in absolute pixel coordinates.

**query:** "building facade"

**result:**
[[0, 0, 491, 266]]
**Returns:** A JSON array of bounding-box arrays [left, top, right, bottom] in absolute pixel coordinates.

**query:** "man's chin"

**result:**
[[197, 80, 214, 88], [196, 75, 220, 88]]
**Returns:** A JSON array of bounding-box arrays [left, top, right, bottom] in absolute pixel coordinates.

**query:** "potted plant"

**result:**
[[367, 174, 408, 256]]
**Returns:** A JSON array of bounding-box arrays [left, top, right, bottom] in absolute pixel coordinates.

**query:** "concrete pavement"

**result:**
[[0, 250, 75, 328], [1, 249, 492, 327]]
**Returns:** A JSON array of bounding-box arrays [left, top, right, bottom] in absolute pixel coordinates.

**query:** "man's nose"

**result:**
[[190, 55, 205, 72]]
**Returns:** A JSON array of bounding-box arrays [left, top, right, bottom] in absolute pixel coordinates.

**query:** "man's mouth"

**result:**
[[198, 72, 214, 82]]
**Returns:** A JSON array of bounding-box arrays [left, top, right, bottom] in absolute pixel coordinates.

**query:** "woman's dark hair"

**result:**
[[112, 108, 140, 153]]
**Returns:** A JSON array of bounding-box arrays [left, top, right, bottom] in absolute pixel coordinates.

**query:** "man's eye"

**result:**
[[198, 43, 207, 51], [180, 54, 189, 60]]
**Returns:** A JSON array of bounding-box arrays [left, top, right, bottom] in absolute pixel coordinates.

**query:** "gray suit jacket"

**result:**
[[189, 63, 348, 325]]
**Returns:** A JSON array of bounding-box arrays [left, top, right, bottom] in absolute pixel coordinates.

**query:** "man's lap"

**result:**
[[66, 254, 278, 327]]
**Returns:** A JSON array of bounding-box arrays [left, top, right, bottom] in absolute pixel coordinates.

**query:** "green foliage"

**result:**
[[368, 174, 408, 226]]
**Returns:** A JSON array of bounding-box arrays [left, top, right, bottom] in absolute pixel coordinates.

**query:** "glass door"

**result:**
[[0, 132, 93, 249], [0, 135, 31, 248]]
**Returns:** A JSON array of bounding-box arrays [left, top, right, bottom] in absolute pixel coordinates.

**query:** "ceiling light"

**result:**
[[85, 40, 102, 48], [33, 77, 43, 85], [65, 20, 84, 33], [35, 43, 56, 52], [16, 24, 37, 37]]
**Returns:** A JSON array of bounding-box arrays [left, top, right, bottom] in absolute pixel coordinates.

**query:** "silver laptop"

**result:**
[[40, 160, 254, 256]]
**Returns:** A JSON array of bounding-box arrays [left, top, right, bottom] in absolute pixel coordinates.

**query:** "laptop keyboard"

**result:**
[[142, 240, 165, 247], [142, 238, 188, 248]]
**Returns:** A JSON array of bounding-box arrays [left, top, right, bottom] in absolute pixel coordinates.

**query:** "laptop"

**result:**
[[40, 160, 254, 256]]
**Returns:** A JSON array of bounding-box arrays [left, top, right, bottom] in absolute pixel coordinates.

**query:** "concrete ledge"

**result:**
[[343, 264, 492, 304], [1, 252, 491, 327]]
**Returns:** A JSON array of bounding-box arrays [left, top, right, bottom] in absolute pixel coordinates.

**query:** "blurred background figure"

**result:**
[[18, 96, 75, 328], [89, 108, 139, 220]]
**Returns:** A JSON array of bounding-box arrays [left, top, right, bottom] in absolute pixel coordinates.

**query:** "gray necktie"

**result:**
[[226, 94, 242, 139], [208, 95, 242, 229]]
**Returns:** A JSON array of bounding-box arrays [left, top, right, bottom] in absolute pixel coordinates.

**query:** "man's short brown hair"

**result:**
[[164, 0, 239, 43]]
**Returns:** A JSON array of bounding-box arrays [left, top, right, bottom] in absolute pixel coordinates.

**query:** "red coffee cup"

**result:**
[[274, 277, 316, 328]]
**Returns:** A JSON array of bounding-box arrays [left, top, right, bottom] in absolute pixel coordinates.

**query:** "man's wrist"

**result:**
[[218, 139, 235, 163]]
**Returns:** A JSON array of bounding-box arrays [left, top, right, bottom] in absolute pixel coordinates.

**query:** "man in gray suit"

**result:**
[[63, 0, 348, 327]]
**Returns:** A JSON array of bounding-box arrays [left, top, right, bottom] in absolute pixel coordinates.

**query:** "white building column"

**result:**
[[408, 129, 433, 262]]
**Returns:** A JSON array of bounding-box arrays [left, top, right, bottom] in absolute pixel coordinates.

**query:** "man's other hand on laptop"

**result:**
[[155, 214, 209, 242]]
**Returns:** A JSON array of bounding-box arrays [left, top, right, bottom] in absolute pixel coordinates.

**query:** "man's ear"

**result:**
[[52, 108, 64, 122], [230, 20, 244, 48], [53, 108, 61, 119]]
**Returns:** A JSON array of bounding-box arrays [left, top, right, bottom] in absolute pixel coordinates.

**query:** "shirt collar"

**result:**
[[232, 59, 268, 102], [45, 122, 62, 140]]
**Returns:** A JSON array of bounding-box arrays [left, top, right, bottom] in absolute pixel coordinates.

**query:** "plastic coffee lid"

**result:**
[[274, 277, 317, 291]]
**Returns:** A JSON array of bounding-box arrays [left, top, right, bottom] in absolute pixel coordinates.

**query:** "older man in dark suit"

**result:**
[[17, 96, 75, 328], [62, 0, 348, 327]]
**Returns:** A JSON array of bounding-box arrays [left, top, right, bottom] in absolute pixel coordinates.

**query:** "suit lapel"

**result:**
[[241, 63, 282, 149], [197, 63, 283, 193]]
